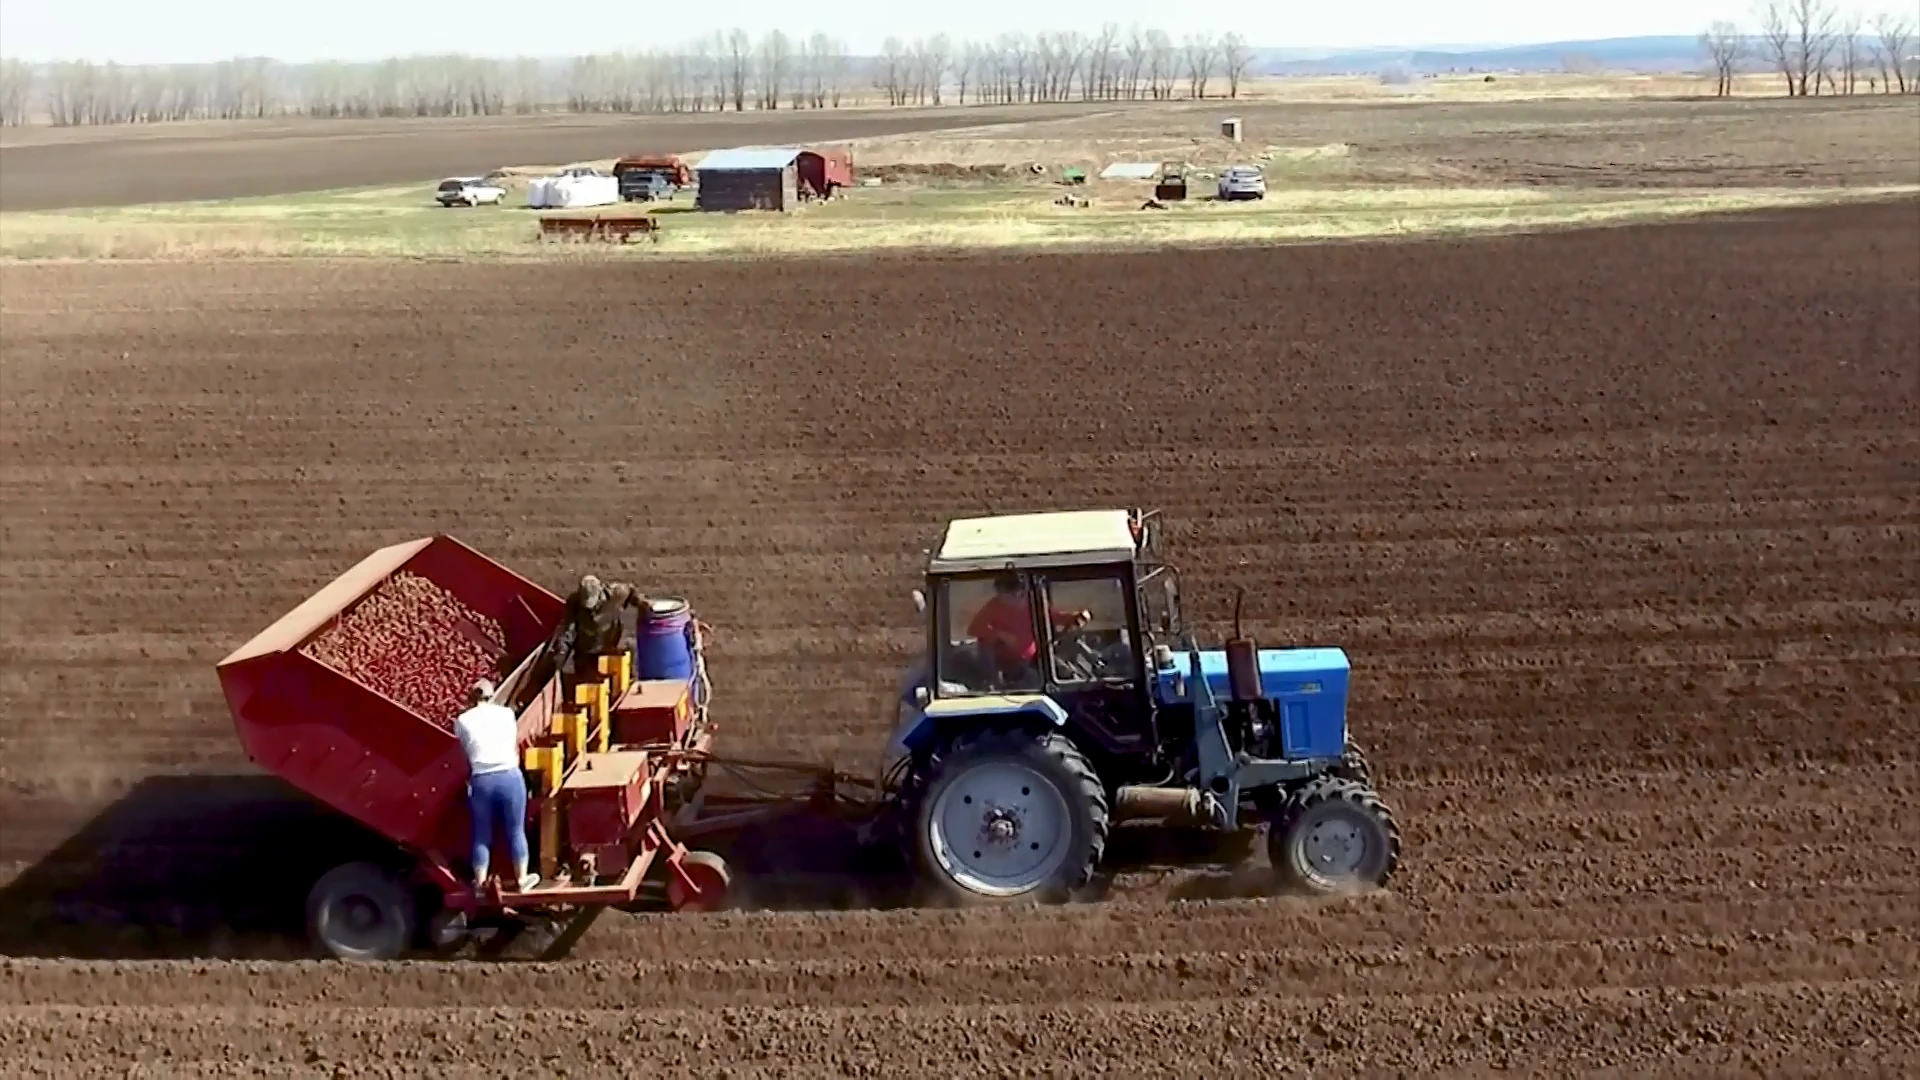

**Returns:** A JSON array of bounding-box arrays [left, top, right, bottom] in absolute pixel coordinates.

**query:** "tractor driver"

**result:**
[[968, 572, 1090, 688]]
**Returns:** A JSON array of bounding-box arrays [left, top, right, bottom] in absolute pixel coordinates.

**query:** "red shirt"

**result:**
[[970, 593, 1038, 665], [969, 593, 1077, 667]]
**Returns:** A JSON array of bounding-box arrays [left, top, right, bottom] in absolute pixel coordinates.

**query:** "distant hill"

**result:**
[[1255, 36, 1710, 76]]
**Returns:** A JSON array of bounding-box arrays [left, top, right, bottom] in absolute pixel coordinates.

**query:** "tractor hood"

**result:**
[[1153, 646, 1349, 700], [1155, 646, 1351, 759]]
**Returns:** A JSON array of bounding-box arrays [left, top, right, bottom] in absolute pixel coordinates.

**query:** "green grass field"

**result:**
[[2, 179, 1912, 261]]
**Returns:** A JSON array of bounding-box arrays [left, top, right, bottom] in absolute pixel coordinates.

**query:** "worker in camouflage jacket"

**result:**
[[549, 574, 643, 686]]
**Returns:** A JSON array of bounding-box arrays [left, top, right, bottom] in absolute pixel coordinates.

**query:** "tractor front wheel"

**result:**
[[1268, 777, 1401, 894], [911, 728, 1108, 905], [1332, 739, 1375, 786]]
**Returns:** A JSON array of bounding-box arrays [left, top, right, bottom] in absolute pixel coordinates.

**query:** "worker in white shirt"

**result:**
[[454, 680, 538, 892]]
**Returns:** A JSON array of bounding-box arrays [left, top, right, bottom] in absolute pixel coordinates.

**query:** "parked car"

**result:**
[[435, 177, 507, 207], [617, 170, 681, 203], [1216, 166, 1266, 201], [612, 155, 692, 202]]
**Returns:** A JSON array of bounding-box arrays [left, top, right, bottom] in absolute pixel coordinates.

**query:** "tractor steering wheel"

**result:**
[[1051, 626, 1109, 682]]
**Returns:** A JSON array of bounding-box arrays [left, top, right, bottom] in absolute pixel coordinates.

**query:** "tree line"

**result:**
[[1701, 4, 1917, 97], [9, 9, 1913, 127], [0, 26, 1260, 126]]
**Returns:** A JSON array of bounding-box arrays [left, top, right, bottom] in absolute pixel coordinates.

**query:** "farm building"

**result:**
[[694, 147, 854, 212]]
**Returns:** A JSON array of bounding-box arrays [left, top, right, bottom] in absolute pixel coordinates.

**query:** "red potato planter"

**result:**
[[217, 536, 736, 961]]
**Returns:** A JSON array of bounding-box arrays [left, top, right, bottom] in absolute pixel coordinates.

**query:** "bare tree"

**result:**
[[1032, 32, 1057, 101], [1183, 34, 1219, 99], [1147, 30, 1177, 100], [925, 34, 952, 105], [757, 30, 792, 109], [686, 35, 714, 112], [816, 36, 849, 107], [725, 29, 752, 111], [1057, 30, 1088, 101], [1089, 24, 1119, 100], [878, 38, 907, 106], [952, 42, 977, 104], [802, 33, 827, 107], [1758, 1, 1797, 93], [1871, 11, 1914, 93], [1836, 12, 1864, 93], [981, 38, 1010, 104], [1758, 0, 1839, 95], [1123, 26, 1148, 100], [1800, 0, 1840, 95], [509, 58, 544, 114], [907, 39, 931, 105], [1008, 33, 1033, 103], [0, 58, 34, 125], [1701, 20, 1746, 96], [1220, 32, 1255, 98]]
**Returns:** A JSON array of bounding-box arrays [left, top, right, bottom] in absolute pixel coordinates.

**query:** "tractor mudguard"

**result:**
[[898, 695, 1069, 757]]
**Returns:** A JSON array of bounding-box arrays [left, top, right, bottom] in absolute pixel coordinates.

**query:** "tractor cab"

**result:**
[[894, 509, 1183, 778]]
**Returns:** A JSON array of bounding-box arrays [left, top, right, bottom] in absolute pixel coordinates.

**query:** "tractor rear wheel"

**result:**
[[1268, 777, 1401, 894], [911, 728, 1108, 905], [306, 861, 417, 961]]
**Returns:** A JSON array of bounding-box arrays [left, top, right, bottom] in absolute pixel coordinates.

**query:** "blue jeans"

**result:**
[[468, 768, 529, 882]]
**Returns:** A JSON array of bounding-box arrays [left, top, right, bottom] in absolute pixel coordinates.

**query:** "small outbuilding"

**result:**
[[694, 146, 855, 212]]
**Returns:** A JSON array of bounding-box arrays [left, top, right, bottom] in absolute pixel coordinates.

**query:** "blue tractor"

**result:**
[[876, 508, 1399, 903]]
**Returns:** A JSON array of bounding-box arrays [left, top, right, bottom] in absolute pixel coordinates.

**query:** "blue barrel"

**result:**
[[637, 597, 695, 681]]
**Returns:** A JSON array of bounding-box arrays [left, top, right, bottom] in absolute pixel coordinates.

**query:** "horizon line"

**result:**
[[0, 32, 1713, 67]]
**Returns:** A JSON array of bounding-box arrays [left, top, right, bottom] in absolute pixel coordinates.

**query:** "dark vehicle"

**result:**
[[612, 156, 692, 203], [619, 172, 679, 202]]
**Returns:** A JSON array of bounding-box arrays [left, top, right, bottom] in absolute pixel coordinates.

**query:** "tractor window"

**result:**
[[1042, 574, 1133, 686], [936, 576, 1043, 695], [1140, 568, 1179, 636]]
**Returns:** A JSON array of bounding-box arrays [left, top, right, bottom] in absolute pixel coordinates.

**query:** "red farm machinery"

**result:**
[[218, 515, 1401, 961], [215, 535, 872, 960]]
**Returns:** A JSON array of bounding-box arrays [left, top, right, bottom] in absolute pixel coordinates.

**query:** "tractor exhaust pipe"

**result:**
[[1225, 586, 1261, 703], [1113, 785, 1218, 827]]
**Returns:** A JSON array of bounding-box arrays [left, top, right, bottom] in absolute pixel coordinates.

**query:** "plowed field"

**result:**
[[2, 200, 1918, 1073]]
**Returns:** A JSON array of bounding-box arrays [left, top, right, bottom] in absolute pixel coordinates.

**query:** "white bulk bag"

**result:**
[[551, 173, 618, 208]]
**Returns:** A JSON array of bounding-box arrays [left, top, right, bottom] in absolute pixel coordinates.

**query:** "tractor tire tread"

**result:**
[[1270, 775, 1402, 890], [911, 724, 1109, 901], [954, 726, 1109, 889], [1335, 739, 1375, 786]]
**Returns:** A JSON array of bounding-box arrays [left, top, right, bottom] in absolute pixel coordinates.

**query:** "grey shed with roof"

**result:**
[[695, 147, 802, 212]]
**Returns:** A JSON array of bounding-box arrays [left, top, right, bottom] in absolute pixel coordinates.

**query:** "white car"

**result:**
[[435, 177, 507, 207], [1216, 166, 1266, 201]]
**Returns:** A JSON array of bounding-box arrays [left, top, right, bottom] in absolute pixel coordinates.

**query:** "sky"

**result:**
[[0, 1, 1759, 65]]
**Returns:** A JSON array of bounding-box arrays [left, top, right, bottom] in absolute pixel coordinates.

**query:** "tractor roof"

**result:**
[[928, 509, 1137, 574]]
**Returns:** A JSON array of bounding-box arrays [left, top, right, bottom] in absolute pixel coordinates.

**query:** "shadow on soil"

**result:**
[[0, 776, 1290, 960], [0, 773, 382, 961], [708, 810, 1277, 913]]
